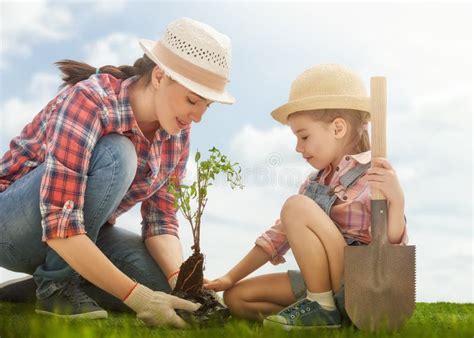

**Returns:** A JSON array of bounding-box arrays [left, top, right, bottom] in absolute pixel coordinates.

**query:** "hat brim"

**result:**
[[271, 96, 370, 125], [139, 39, 235, 104]]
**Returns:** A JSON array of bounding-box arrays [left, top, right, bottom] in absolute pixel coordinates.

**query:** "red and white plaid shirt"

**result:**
[[256, 151, 408, 265], [0, 74, 190, 241]]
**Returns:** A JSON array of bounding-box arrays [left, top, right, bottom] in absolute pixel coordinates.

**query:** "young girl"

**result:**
[[0, 17, 234, 327], [204, 64, 408, 330]]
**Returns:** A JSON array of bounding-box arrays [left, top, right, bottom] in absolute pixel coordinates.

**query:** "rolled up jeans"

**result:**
[[0, 134, 170, 311]]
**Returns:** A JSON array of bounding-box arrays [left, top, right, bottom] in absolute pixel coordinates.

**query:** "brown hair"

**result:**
[[291, 109, 371, 154], [55, 54, 157, 88]]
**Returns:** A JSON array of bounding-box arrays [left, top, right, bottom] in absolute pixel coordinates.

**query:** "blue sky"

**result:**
[[0, 1, 472, 303]]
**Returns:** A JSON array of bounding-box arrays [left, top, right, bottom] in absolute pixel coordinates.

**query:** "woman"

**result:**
[[0, 17, 234, 328]]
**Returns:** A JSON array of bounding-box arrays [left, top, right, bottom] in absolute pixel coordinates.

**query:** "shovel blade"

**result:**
[[344, 244, 416, 332]]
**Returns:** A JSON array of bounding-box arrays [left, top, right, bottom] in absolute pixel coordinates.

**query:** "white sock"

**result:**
[[306, 290, 336, 311]]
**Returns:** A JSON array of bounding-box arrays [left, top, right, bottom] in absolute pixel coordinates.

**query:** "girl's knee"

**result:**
[[280, 195, 324, 230], [281, 195, 312, 218]]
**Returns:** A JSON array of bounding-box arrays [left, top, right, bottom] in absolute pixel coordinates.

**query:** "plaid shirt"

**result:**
[[256, 151, 409, 265], [0, 74, 190, 241]]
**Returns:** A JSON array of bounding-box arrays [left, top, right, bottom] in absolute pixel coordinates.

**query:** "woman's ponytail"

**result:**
[[55, 54, 156, 87]]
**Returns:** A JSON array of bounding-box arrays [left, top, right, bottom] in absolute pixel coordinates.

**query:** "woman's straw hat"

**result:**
[[139, 17, 235, 104], [271, 64, 370, 124]]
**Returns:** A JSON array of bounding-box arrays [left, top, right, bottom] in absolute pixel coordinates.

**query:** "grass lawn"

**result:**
[[0, 302, 473, 338]]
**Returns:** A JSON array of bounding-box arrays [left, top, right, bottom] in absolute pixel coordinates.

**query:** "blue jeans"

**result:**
[[0, 134, 170, 311]]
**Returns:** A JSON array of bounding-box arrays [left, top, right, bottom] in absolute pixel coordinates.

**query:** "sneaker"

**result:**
[[35, 280, 107, 319], [263, 298, 341, 330], [334, 285, 351, 325], [0, 276, 37, 303]]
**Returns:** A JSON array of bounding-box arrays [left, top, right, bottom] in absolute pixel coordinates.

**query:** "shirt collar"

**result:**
[[348, 150, 371, 164], [319, 150, 371, 185]]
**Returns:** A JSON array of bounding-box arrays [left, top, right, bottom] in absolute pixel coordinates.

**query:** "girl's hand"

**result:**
[[367, 157, 405, 206], [203, 274, 234, 292]]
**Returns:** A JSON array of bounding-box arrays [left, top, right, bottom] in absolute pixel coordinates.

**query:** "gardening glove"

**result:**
[[124, 283, 201, 328]]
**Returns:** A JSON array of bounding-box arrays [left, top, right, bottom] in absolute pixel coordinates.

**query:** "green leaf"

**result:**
[[190, 183, 197, 198]]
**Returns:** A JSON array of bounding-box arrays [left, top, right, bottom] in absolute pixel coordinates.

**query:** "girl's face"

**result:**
[[288, 113, 346, 170], [152, 71, 213, 135]]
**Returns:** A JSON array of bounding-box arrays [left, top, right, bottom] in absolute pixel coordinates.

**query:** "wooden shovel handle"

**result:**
[[370, 77, 387, 201]]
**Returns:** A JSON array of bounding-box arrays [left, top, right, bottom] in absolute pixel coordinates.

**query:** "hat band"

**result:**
[[153, 42, 228, 92]]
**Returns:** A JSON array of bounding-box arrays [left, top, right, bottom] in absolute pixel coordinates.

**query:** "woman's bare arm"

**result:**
[[47, 234, 135, 300]]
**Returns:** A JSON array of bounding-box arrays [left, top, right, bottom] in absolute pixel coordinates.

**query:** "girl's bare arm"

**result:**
[[204, 245, 270, 291]]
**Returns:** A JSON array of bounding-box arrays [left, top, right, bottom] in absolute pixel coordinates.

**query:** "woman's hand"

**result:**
[[124, 283, 200, 328], [203, 274, 234, 292], [367, 157, 405, 207]]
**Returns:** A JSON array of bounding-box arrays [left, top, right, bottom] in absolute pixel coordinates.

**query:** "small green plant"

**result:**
[[168, 147, 243, 254], [167, 147, 243, 325]]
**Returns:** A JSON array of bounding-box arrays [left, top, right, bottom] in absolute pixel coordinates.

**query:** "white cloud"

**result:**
[[84, 33, 142, 68], [0, 72, 62, 144], [386, 87, 472, 216], [229, 124, 305, 166], [0, 2, 73, 68], [411, 229, 473, 303], [92, 0, 128, 14]]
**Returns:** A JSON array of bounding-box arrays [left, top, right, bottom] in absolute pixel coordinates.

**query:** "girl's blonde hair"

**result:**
[[292, 109, 371, 153]]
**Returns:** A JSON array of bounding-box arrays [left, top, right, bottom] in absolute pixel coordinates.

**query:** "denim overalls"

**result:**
[[288, 162, 371, 300], [301, 162, 371, 245]]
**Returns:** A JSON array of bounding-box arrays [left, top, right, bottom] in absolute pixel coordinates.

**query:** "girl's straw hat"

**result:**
[[139, 17, 235, 104], [271, 64, 370, 124]]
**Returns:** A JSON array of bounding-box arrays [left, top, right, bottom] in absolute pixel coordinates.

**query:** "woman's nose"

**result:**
[[189, 107, 207, 123]]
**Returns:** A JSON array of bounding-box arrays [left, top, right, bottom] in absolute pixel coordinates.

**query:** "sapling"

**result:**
[[168, 147, 243, 325]]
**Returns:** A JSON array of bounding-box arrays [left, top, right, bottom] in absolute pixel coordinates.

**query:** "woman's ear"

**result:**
[[151, 66, 166, 90], [333, 117, 347, 139]]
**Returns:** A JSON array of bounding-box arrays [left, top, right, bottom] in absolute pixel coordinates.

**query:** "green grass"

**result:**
[[0, 302, 473, 338]]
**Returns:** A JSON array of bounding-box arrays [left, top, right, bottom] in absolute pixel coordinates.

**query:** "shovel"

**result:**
[[344, 77, 416, 332]]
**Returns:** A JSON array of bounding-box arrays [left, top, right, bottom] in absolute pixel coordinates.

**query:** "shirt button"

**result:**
[[345, 156, 350, 161], [343, 196, 348, 201], [335, 167, 340, 171]]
